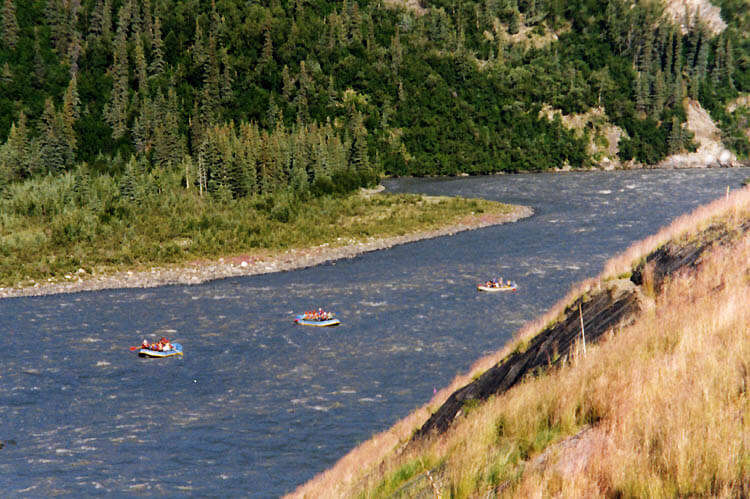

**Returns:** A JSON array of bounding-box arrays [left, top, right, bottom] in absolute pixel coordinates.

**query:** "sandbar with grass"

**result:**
[[0, 187, 531, 298]]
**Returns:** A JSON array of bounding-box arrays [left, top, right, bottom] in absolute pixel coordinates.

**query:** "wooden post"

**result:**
[[579, 302, 586, 354]]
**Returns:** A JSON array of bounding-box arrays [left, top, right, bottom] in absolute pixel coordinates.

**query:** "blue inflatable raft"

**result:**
[[138, 342, 183, 358], [294, 315, 341, 327]]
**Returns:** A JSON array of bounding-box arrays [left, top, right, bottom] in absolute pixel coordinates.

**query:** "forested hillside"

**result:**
[[0, 0, 749, 283], [1, 0, 749, 184]]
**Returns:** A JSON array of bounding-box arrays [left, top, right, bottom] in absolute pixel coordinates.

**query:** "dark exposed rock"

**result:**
[[414, 282, 641, 439], [413, 217, 750, 441], [631, 220, 750, 293]]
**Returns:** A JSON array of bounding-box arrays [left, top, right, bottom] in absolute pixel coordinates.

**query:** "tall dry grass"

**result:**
[[291, 186, 750, 498]]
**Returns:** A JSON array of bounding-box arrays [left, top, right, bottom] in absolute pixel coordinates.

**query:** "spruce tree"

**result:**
[[507, 8, 519, 35], [32, 29, 46, 87], [1, 0, 19, 50], [105, 10, 130, 140], [260, 27, 274, 68], [149, 16, 165, 79], [134, 37, 149, 97], [391, 27, 402, 73], [142, 0, 153, 40], [152, 89, 184, 168], [201, 34, 221, 124], [724, 36, 735, 90], [668, 116, 682, 153], [62, 75, 80, 143], [652, 69, 665, 118], [0, 62, 12, 85], [0, 112, 30, 180], [281, 65, 294, 103], [68, 26, 83, 77], [39, 98, 73, 173], [220, 49, 233, 106]]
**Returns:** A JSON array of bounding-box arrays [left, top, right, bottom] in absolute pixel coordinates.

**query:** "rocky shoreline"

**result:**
[[0, 205, 533, 299]]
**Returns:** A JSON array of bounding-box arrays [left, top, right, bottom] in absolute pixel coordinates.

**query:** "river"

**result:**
[[1, 169, 748, 496]]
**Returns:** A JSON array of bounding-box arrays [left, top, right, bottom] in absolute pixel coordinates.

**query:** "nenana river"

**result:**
[[1, 168, 748, 496]]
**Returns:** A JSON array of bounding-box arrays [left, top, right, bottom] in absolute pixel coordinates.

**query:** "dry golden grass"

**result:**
[[290, 187, 750, 498]]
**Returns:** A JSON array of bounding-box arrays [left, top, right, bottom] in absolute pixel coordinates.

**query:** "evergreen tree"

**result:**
[[152, 88, 184, 168], [0, 62, 12, 85], [39, 98, 74, 173], [134, 37, 149, 97], [32, 28, 46, 87], [260, 27, 274, 68], [105, 10, 131, 140], [724, 36, 736, 90], [391, 27, 402, 73], [507, 8, 519, 35], [62, 75, 80, 143], [668, 116, 682, 153], [201, 34, 222, 124], [0, 112, 30, 180], [652, 69, 665, 118], [282, 65, 294, 103], [192, 19, 207, 68], [220, 49, 233, 106], [149, 16, 165, 78], [267, 95, 282, 128], [142, 0, 153, 39], [1, 0, 19, 50], [68, 26, 83, 77]]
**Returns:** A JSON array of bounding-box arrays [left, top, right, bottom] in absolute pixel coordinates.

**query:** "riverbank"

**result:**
[[0, 190, 531, 299], [293, 188, 750, 497]]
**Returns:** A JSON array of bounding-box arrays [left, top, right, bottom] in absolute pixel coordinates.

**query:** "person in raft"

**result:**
[[303, 309, 334, 321], [141, 337, 172, 351]]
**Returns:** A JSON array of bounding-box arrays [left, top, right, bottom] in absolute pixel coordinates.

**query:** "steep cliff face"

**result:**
[[657, 100, 740, 168], [664, 0, 727, 35]]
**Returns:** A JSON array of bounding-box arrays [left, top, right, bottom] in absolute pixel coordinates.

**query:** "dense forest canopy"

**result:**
[[0, 0, 749, 191]]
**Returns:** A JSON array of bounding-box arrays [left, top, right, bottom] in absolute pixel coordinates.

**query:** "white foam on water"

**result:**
[[360, 301, 387, 307], [598, 189, 612, 194], [82, 338, 101, 343]]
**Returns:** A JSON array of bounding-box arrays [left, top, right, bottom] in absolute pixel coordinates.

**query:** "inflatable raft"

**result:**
[[477, 283, 517, 292], [294, 315, 341, 327], [138, 342, 183, 358]]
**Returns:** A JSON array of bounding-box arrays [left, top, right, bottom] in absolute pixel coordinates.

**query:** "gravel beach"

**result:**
[[0, 205, 532, 299]]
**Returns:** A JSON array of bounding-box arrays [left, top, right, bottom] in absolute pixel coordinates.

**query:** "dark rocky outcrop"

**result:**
[[414, 282, 641, 439], [631, 220, 750, 294], [414, 218, 750, 440]]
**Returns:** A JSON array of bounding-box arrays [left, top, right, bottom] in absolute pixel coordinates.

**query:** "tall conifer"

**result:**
[[1, 0, 19, 50], [149, 16, 165, 78], [105, 13, 130, 140]]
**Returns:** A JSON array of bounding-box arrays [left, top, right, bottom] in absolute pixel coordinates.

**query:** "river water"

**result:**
[[1, 169, 748, 496]]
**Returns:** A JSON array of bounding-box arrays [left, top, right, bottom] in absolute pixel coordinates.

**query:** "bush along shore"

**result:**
[[0, 185, 531, 298], [294, 188, 750, 498]]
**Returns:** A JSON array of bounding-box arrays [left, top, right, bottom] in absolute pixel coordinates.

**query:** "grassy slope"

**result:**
[[0, 180, 518, 289], [293, 188, 750, 497]]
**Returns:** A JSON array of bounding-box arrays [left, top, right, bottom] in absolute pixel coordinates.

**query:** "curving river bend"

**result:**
[[1, 169, 749, 496]]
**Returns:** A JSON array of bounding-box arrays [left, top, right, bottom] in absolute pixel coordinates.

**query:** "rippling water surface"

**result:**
[[1, 169, 748, 496]]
